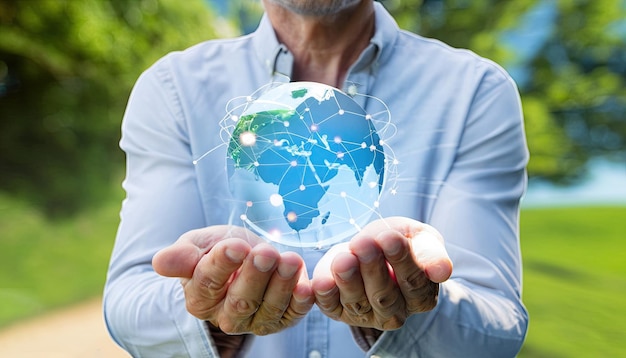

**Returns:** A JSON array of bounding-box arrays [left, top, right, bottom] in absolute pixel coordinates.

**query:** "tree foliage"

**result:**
[[383, 0, 626, 183], [0, 0, 219, 215]]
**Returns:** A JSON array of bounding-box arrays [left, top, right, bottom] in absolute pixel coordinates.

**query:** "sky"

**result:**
[[523, 159, 626, 207]]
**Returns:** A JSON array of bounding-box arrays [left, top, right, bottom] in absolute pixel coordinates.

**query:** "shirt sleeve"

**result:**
[[368, 63, 530, 357], [103, 56, 220, 358]]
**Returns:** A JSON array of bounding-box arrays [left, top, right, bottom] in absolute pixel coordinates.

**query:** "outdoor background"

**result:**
[[1, 0, 624, 357]]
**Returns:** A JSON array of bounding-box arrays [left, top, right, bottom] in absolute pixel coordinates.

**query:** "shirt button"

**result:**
[[308, 350, 322, 358]]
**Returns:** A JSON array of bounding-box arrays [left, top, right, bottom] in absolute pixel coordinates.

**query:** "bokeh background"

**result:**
[[1, 0, 624, 357]]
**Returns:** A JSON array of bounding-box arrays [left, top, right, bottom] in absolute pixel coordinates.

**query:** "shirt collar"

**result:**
[[252, 1, 399, 84]]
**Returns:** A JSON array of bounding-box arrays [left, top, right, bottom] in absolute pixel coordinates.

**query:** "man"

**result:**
[[104, 0, 529, 357]]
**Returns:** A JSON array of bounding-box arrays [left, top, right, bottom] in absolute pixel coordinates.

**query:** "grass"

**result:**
[[0, 189, 122, 328], [1, 194, 625, 356], [518, 206, 626, 357]]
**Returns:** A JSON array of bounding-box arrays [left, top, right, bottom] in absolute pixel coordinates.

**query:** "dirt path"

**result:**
[[0, 298, 129, 357]]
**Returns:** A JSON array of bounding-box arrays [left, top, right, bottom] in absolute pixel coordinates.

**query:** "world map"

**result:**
[[227, 82, 386, 248]]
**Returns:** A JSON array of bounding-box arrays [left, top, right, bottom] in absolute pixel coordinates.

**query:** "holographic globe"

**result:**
[[227, 82, 385, 248]]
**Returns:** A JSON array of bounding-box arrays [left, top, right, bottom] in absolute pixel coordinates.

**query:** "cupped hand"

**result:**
[[311, 217, 453, 330], [152, 225, 315, 335]]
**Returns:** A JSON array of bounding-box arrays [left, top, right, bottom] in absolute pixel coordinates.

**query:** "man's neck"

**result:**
[[264, 0, 375, 88]]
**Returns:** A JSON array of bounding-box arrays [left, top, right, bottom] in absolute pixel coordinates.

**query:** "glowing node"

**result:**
[[305, 108, 310, 112], [374, 201, 380, 208], [269, 194, 283, 207], [368, 181, 377, 188], [349, 218, 356, 225], [393, 159, 399, 165], [287, 211, 297, 222], [391, 188, 398, 195], [347, 84, 358, 96], [284, 121, 290, 127], [299, 184, 306, 191], [269, 229, 282, 241], [337, 151, 344, 159], [334, 136, 342, 144], [340, 191, 347, 198], [253, 161, 259, 167], [338, 109, 345, 115], [230, 114, 238, 122], [240, 214, 247, 220], [369, 145, 376, 151], [239, 131, 256, 146], [365, 114, 372, 120], [290, 160, 297, 167], [310, 124, 318, 131], [361, 142, 367, 148], [379, 139, 386, 146], [246, 201, 253, 207], [246, 96, 253, 102]]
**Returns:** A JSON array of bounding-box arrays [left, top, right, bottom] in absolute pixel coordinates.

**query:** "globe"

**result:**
[[227, 82, 385, 248]]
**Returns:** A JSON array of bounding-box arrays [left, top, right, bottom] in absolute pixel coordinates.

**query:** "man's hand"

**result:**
[[152, 226, 314, 336], [312, 217, 453, 330]]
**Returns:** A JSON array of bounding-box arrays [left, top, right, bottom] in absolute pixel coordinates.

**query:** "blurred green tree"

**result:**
[[383, 0, 626, 183], [0, 0, 219, 216]]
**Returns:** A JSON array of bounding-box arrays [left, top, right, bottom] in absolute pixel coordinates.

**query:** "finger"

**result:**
[[220, 243, 280, 333], [375, 230, 438, 314], [361, 217, 452, 283], [184, 239, 251, 319], [153, 225, 262, 278], [312, 243, 348, 320], [252, 252, 312, 335], [410, 225, 453, 283], [349, 236, 406, 329], [330, 251, 375, 326]]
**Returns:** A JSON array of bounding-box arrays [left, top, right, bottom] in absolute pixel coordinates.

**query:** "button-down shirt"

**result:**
[[104, 3, 529, 357]]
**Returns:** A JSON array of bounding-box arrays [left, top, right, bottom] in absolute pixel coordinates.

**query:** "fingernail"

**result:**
[[337, 267, 356, 281], [355, 246, 377, 264], [277, 261, 299, 279], [383, 238, 402, 256], [253, 254, 276, 272], [316, 286, 337, 297], [225, 248, 246, 263]]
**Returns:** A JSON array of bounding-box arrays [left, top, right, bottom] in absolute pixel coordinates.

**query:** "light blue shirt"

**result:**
[[104, 3, 529, 357]]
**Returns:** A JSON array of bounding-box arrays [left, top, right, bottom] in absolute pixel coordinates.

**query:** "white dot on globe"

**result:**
[[230, 114, 238, 122], [290, 160, 297, 167], [284, 121, 290, 127], [299, 184, 306, 191], [287, 212, 297, 222], [338, 109, 345, 115], [269, 194, 283, 207], [310, 124, 318, 131], [368, 181, 377, 188], [361, 142, 367, 148], [269, 229, 282, 241], [337, 152, 344, 159], [340, 191, 347, 198], [239, 131, 256, 146], [334, 136, 342, 144], [240, 214, 247, 220]]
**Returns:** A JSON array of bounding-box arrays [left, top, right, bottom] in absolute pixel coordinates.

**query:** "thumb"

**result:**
[[152, 240, 203, 279], [411, 225, 453, 283], [152, 225, 257, 278]]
